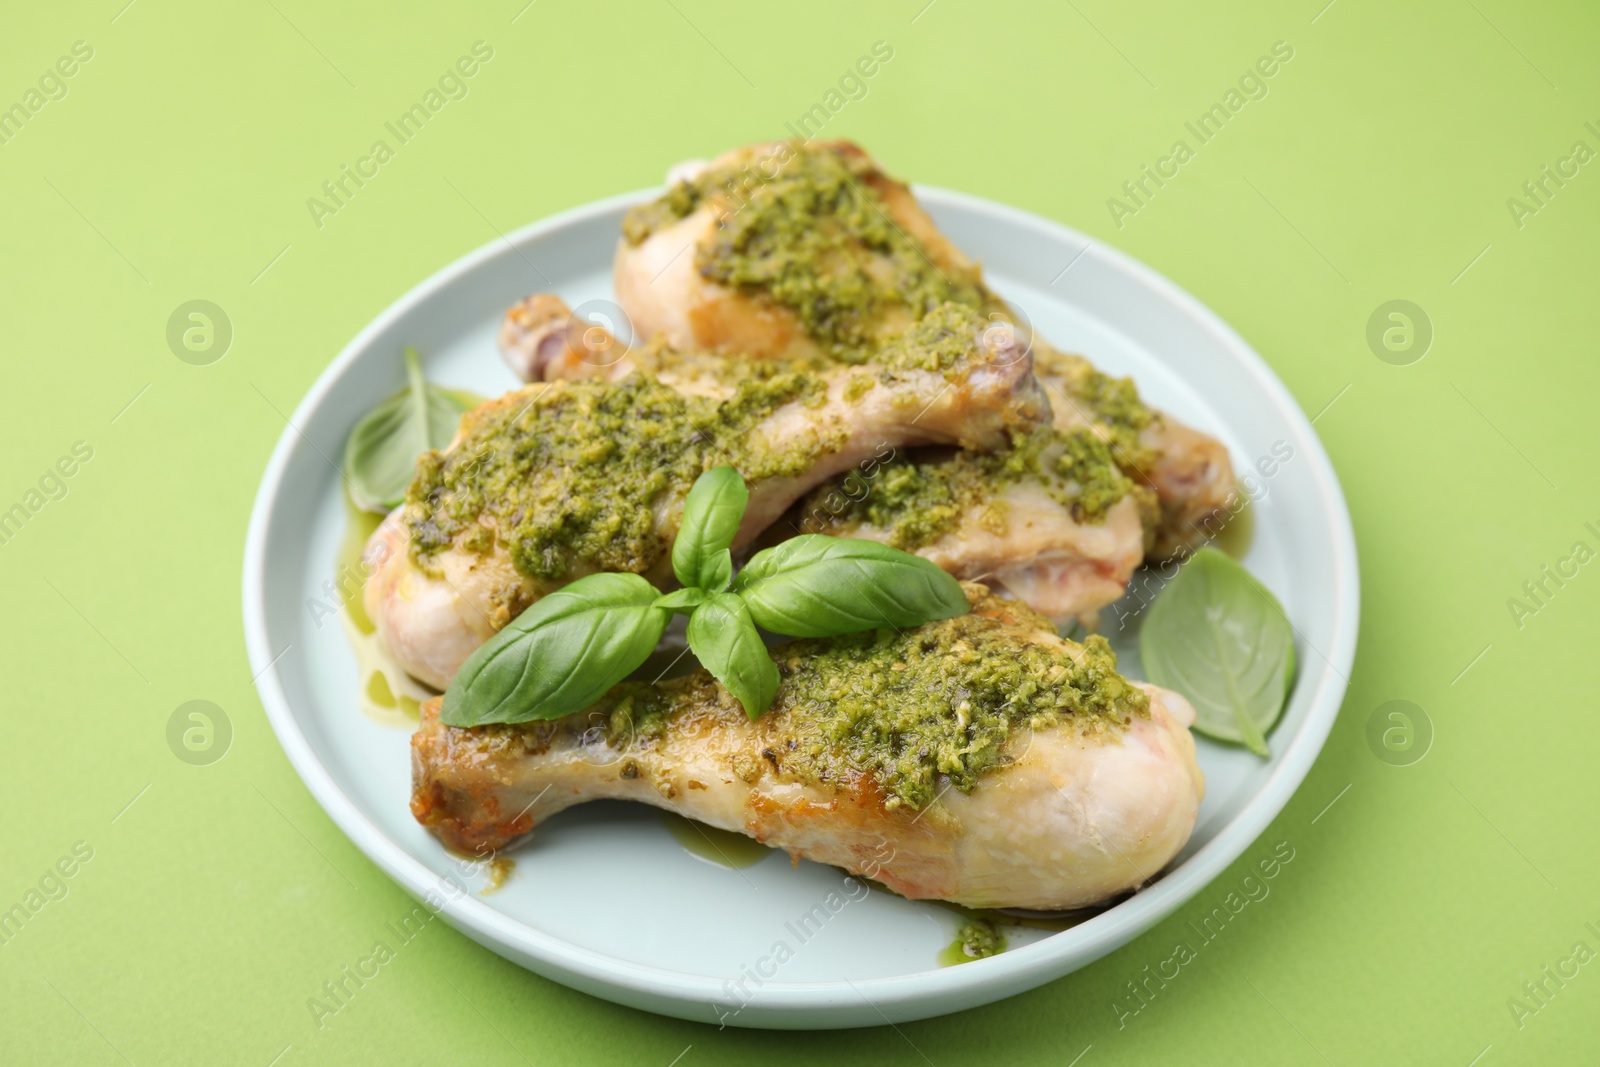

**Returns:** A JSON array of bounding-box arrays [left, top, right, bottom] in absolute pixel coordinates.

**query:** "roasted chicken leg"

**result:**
[[411, 586, 1203, 910]]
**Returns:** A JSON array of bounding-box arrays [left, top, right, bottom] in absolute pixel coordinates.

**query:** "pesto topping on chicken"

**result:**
[[757, 593, 1148, 809], [1037, 348, 1158, 472], [635, 303, 994, 386], [872, 303, 1006, 379], [622, 141, 990, 360], [796, 427, 1134, 550], [460, 682, 671, 759], [619, 180, 702, 246], [405, 372, 826, 582]]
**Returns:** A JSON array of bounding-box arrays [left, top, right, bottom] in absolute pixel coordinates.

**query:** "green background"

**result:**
[[3, 0, 1597, 1062]]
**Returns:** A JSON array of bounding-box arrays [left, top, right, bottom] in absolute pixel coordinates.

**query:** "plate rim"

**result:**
[[242, 184, 1359, 1024]]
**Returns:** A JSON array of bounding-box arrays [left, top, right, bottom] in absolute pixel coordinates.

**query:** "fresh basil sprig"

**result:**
[[1139, 547, 1296, 757], [344, 346, 474, 513], [438, 466, 971, 726]]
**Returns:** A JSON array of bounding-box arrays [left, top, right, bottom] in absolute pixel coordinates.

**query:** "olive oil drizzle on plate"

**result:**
[[657, 812, 775, 869], [1215, 496, 1255, 559], [336, 490, 435, 727]]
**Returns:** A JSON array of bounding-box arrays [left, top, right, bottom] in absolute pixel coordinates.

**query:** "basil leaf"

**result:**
[[686, 592, 779, 719], [699, 548, 734, 594], [655, 587, 709, 615], [673, 467, 748, 591], [344, 347, 473, 513], [733, 535, 969, 637], [441, 572, 669, 727], [1138, 548, 1295, 757]]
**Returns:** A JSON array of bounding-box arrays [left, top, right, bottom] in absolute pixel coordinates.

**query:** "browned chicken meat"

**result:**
[[412, 586, 1203, 910], [611, 138, 1240, 558]]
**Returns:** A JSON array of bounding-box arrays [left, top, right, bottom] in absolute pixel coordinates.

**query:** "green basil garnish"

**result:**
[[434, 467, 972, 725], [685, 592, 779, 719], [440, 572, 670, 727], [672, 466, 747, 591], [653, 587, 709, 614], [733, 535, 970, 637], [1139, 548, 1296, 757], [344, 347, 473, 513]]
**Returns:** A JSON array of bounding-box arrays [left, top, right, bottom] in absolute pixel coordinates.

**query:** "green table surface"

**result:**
[[4, 0, 1598, 1063]]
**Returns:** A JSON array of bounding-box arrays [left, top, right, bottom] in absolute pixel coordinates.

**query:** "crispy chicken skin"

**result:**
[[610, 139, 1241, 560], [368, 309, 1046, 689], [411, 587, 1203, 910]]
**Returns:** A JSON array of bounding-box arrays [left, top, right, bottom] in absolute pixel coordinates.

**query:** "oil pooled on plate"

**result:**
[[1215, 496, 1255, 559], [658, 812, 775, 869], [336, 489, 435, 727]]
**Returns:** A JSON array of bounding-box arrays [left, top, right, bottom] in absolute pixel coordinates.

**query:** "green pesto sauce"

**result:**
[[622, 142, 989, 360], [872, 302, 999, 378], [600, 682, 674, 748], [405, 372, 825, 582], [759, 603, 1148, 810], [619, 180, 700, 245], [797, 426, 1132, 551], [657, 300, 999, 384], [461, 681, 669, 760], [1040, 349, 1158, 471], [1051, 428, 1135, 519], [939, 919, 1007, 964]]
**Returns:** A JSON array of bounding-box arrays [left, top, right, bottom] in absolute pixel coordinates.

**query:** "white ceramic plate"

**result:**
[[243, 187, 1358, 1029]]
